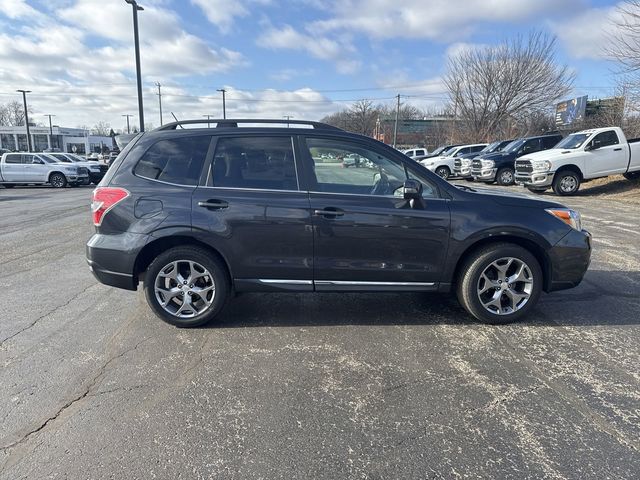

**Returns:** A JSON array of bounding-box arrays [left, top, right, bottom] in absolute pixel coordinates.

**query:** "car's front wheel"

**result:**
[[496, 167, 515, 186], [457, 243, 542, 324], [49, 173, 67, 188], [144, 246, 230, 327], [552, 170, 581, 195]]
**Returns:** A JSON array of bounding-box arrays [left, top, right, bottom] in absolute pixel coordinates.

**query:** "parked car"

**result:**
[[416, 144, 460, 162], [420, 144, 488, 179], [0, 152, 88, 188], [47, 152, 108, 185], [454, 140, 515, 179], [472, 134, 562, 185], [515, 127, 640, 195], [402, 148, 428, 159], [86, 118, 591, 328]]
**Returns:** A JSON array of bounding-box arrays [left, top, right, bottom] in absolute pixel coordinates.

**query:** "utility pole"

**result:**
[[155, 81, 163, 125], [393, 94, 401, 148], [16, 90, 32, 152], [122, 114, 133, 134], [217, 88, 226, 119], [283, 115, 293, 127], [44, 114, 56, 150], [203, 114, 212, 128], [125, 0, 145, 131]]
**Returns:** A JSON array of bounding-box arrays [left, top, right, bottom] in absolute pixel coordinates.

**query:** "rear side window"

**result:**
[[133, 136, 211, 185], [4, 154, 23, 164], [210, 136, 298, 191]]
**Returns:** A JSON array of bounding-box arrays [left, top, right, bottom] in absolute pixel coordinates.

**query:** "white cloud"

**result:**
[[191, 0, 271, 33], [0, 0, 42, 19], [310, 0, 585, 41], [258, 25, 359, 74]]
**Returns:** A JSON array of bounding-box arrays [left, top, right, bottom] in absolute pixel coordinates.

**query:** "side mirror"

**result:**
[[403, 179, 423, 201]]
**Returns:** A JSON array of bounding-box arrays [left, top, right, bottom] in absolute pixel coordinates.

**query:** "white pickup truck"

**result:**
[[515, 127, 640, 195], [0, 152, 89, 188], [420, 143, 487, 179]]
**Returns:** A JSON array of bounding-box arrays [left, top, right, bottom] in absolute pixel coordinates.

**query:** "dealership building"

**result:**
[[0, 125, 114, 154]]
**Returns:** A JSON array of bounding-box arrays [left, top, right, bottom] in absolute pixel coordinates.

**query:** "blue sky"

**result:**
[[0, 0, 630, 131]]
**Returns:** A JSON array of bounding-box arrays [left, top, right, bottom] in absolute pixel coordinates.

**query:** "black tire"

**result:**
[[496, 167, 515, 186], [623, 171, 640, 181], [144, 246, 230, 328], [456, 243, 543, 324], [49, 173, 67, 188], [527, 188, 547, 195], [552, 170, 580, 196], [435, 166, 450, 179]]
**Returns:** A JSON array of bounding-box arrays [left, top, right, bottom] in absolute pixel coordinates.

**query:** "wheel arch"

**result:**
[[134, 235, 233, 286], [451, 235, 552, 293], [47, 171, 67, 182], [554, 164, 583, 181]]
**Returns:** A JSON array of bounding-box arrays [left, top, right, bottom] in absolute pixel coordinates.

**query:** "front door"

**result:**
[[300, 136, 451, 290], [587, 130, 628, 176], [191, 135, 313, 291]]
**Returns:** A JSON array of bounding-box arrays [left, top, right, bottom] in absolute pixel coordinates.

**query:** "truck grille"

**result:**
[[515, 160, 533, 174], [471, 159, 482, 175], [454, 159, 462, 169], [99, 164, 108, 173], [78, 167, 88, 175]]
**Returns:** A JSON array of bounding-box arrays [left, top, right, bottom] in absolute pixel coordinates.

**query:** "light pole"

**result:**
[[44, 114, 56, 150], [16, 89, 32, 152], [283, 115, 293, 128], [125, 0, 145, 132], [217, 88, 226, 119], [122, 114, 133, 134], [203, 114, 213, 128], [155, 81, 163, 125]]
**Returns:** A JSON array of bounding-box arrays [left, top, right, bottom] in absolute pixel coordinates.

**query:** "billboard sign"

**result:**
[[556, 95, 587, 126]]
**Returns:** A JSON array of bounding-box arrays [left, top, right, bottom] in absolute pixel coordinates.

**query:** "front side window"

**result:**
[[210, 136, 298, 191], [593, 131, 619, 148], [305, 137, 437, 197], [134, 136, 211, 186]]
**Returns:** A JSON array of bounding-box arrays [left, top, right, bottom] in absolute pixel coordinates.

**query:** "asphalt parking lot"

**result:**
[[0, 184, 638, 479]]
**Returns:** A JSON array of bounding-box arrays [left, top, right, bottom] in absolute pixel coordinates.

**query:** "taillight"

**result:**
[[91, 187, 129, 226]]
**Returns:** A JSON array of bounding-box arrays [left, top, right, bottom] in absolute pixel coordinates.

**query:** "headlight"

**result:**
[[63, 166, 77, 172], [546, 208, 582, 231], [481, 159, 495, 168], [532, 160, 552, 171]]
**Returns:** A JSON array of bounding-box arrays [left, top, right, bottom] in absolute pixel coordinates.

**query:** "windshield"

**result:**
[[50, 153, 72, 163], [38, 155, 57, 164], [481, 141, 501, 153], [441, 146, 457, 156], [504, 139, 525, 153], [430, 146, 446, 156], [554, 133, 590, 149]]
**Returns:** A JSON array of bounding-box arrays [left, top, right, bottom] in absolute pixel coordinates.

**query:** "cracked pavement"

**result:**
[[0, 185, 638, 479]]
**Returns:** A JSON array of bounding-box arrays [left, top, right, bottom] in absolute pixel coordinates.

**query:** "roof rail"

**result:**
[[154, 119, 342, 131]]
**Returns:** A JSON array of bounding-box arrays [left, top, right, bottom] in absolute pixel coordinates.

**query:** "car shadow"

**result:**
[[207, 269, 639, 329]]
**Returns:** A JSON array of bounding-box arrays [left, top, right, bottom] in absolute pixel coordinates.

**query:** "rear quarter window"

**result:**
[[133, 136, 211, 186]]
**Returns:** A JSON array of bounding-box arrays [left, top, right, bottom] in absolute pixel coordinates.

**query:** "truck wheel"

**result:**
[[527, 188, 547, 194], [49, 173, 67, 188], [457, 243, 542, 324], [144, 246, 230, 328], [623, 171, 640, 181], [552, 170, 580, 196], [435, 166, 450, 179], [496, 167, 515, 186]]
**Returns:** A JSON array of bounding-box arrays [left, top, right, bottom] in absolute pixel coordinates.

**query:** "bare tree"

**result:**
[[0, 100, 30, 126], [608, 1, 640, 77], [444, 31, 574, 141], [91, 121, 112, 136]]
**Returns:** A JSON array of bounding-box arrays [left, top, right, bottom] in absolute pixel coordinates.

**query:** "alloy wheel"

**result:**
[[154, 260, 216, 318], [476, 257, 533, 315], [559, 175, 578, 193]]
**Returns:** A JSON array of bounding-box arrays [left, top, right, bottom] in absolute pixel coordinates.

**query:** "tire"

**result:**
[[144, 246, 230, 328], [552, 170, 581, 196], [435, 166, 450, 179], [49, 173, 67, 188], [623, 171, 640, 181], [527, 188, 547, 195], [496, 167, 515, 186], [456, 243, 543, 324]]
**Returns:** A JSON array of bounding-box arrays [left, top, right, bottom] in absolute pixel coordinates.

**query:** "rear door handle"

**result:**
[[198, 199, 229, 210], [313, 207, 344, 217]]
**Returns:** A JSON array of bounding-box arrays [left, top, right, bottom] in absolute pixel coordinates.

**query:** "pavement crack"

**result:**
[[0, 283, 97, 347]]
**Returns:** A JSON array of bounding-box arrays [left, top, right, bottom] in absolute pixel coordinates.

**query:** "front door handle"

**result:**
[[614, 147, 622, 151], [313, 207, 344, 218], [198, 199, 229, 210]]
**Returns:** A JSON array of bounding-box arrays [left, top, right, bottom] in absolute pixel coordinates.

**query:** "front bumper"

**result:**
[[86, 231, 150, 291], [472, 168, 497, 182], [88, 171, 106, 183], [68, 174, 89, 184], [515, 171, 554, 188], [547, 228, 592, 292]]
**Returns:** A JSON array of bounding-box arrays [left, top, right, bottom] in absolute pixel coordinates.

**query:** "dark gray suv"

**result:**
[[87, 119, 591, 327]]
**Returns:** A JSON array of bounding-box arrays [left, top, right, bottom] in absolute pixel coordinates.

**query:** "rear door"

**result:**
[[192, 135, 313, 290], [587, 130, 628, 176], [300, 135, 450, 289], [2, 154, 26, 181]]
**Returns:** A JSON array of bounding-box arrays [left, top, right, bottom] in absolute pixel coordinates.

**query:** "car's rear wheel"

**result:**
[[144, 246, 230, 327], [49, 173, 67, 188], [496, 167, 515, 186], [623, 171, 640, 181], [457, 243, 542, 324], [552, 170, 581, 195], [435, 166, 450, 179]]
